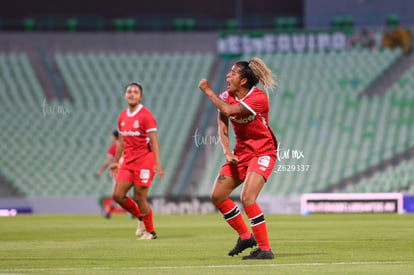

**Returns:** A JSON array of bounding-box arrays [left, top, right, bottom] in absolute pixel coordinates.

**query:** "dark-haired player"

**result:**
[[110, 82, 164, 240]]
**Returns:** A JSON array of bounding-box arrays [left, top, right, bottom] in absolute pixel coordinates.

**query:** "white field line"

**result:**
[[0, 260, 413, 273]]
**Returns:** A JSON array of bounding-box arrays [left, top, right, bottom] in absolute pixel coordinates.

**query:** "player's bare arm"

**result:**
[[147, 131, 165, 179], [110, 134, 124, 175], [199, 79, 252, 117], [217, 112, 238, 165], [96, 156, 113, 177]]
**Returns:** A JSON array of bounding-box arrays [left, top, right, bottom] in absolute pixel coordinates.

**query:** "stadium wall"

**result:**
[[2, 0, 302, 21], [305, 0, 414, 28], [0, 196, 302, 214], [0, 193, 414, 216], [0, 32, 218, 53], [2, 195, 414, 215]]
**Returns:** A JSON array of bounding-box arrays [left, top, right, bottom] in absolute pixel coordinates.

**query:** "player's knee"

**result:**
[[240, 194, 255, 208], [133, 191, 145, 202], [134, 196, 143, 206], [210, 195, 219, 205], [210, 192, 225, 205], [111, 194, 119, 203], [133, 193, 139, 201], [112, 192, 123, 204]]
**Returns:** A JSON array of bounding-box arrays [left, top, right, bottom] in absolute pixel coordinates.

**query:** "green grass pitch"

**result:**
[[0, 213, 413, 274]]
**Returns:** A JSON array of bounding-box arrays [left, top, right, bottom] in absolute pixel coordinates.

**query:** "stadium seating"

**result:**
[[1, 47, 413, 198], [341, 158, 414, 193], [0, 52, 214, 197], [338, 59, 414, 193]]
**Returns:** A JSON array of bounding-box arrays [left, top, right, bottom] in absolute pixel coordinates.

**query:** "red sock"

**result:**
[[120, 197, 141, 219], [107, 201, 117, 215], [104, 205, 114, 215], [215, 199, 250, 240], [244, 203, 270, 251], [141, 208, 154, 233]]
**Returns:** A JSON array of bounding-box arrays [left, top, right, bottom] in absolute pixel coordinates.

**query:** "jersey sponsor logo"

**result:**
[[258, 156, 270, 167], [133, 120, 139, 129], [230, 114, 255, 124], [119, 130, 141, 136]]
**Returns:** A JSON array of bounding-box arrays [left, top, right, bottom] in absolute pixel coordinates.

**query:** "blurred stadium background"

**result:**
[[0, 0, 413, 214]]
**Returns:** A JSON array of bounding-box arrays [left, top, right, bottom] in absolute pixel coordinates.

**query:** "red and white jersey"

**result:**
[[107, 143, 117, 158], [107, 142, 123, 164], [117, 104, 157, 164], [219, 87, 278, 156]]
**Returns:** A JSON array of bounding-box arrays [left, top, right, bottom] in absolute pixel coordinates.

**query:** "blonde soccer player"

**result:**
[[199, 58, 278, 259]]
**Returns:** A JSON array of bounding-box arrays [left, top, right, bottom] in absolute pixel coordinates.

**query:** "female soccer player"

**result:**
[[96, 130, 119, 178], [96, 130, 119, 219], [110, 82, 164, 240], [199, 58, 278, 260]]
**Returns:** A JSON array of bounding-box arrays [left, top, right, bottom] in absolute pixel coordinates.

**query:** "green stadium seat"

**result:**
[[2, 47, 413, 198], [0, 51, 214, 198], [23, 18, 35, 32], [66, 18, 78, 32]]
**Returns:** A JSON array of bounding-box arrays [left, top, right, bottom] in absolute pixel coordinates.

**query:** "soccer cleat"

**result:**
[[135, 219, 145, 237], [228, 235, 257, 256], [139, 231, 157, 240], [101, 211, 110, 219], [242, 248, 275, 260]]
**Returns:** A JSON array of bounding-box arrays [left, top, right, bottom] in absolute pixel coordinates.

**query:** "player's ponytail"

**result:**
[[235, 58, 278, 98], [248, 57, 278, 97]]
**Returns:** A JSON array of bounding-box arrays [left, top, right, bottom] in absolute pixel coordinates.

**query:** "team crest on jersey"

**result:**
[[121, 121, 125, 126], [133, 120, 139, 129], [220, 91, 229, 100]]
